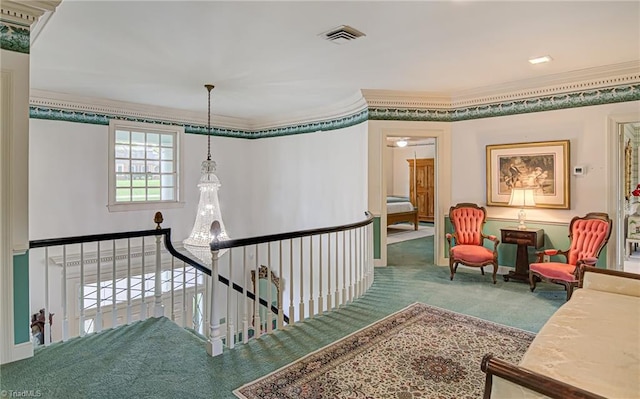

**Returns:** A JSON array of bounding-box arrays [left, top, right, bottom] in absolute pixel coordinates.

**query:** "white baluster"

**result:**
[[207, 248, 223, 356], [140, 237, 147, 321], [253, 244, 261, 338], [181, 261, 187, 328], [62, 246, 68, 341], [266, 244, 273, 334], [318, 234, 323, 315], [334, 232, 339, 308], [309, 236, 314, 319], [95, 242, 103, 333], [342, 231, 347, 306], [126, 239, 132, 325], [112, 240, 117, 329], [299, 238, 305, 321], [170, 257, 176, 322], [227, 249, 235, 349], [289, 239, 295, 325], [44, 248, 51, 346], [194, 269, 200, 331], [278, 240, 284, 329], [355, 229, 360, 299], [154, 233, 164, 318], [347, 230, 353, 302], [326, 233, 332, 311], [79, 243, 85, 337], [242, 247, 248, 344]]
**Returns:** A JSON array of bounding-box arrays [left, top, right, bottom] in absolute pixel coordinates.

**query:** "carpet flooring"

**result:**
[[386, 222, 434, 244], [0, 236, 565, 398], [234, 303, 534, 399]]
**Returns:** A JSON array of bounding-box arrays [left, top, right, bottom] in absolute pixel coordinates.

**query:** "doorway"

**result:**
[[607, 115, 640, 271], [367, 120, 452, 267], [385, 137, 435, 247]]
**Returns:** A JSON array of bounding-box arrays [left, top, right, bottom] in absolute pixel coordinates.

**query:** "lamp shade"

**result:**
[[508, 188, 536, 207]]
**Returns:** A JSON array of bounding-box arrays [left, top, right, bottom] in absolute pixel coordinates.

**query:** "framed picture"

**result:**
[[486, 140, 570, 209]]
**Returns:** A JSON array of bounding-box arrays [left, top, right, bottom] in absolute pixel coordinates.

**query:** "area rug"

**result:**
[[233, 303, 534, 399], [387, 223, 434, 244]]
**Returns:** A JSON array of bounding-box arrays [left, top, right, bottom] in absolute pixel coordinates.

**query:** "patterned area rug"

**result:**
[[234, 303, 534, 399]]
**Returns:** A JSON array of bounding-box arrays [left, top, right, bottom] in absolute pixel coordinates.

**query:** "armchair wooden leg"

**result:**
[[491, 263, 497, 284], [449, 259, 455, 281], [480, 267, 485, 275], [529, 270, 536, 292], [565, 283, 574, 301]]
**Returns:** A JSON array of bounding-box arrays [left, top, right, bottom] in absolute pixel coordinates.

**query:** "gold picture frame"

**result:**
[[486, 140, 570, 209]]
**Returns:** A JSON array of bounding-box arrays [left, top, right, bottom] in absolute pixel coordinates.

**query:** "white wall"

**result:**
[[29, 119, 368, 241], [388, 144, 435, 197], [450, 101, 640, 224], [248, 124, 368, 236]]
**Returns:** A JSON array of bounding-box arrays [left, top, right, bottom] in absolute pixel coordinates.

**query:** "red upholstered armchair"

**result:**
[[529, 212, 612, 300], [446, 203, 500, 284]]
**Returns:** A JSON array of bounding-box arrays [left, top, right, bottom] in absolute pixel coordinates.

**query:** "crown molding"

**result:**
[[452, 60, 640, 107], [250, 91, 368, 131], [29, 89, 369, 139], [30, 89, 250, 130], [29, 61, 640, 138], [361, 89, 452, 109], [0, 1, 60, 26], [363, 61, 640, 110]]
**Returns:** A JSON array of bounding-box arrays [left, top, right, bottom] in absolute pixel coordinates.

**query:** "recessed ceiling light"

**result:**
[[396, 140, 408, 148], [529, 55, 553, 65]]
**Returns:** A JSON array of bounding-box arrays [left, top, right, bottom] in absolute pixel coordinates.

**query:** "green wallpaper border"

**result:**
[[29, 82, 639, 139], [0, 21, 30, 54]]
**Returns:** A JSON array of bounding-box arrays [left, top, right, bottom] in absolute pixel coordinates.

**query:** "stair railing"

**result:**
[[204, 212, 374, 356], [28, 211, 373, 356]]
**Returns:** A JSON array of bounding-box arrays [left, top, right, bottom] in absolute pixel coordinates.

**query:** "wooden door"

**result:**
[[408, 158, 435, 222]]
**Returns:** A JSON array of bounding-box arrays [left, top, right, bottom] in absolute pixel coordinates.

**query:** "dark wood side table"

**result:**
[[500, 228, 544, 283]]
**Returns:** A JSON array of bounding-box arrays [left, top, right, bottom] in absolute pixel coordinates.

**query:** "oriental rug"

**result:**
[[233, 303, 534, 399]]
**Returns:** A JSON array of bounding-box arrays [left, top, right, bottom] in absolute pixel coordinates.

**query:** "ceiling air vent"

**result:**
[[321, 25, 366, 45]]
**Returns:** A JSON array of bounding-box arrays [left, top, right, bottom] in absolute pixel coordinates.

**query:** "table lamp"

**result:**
[[509, 188, 536, 230]]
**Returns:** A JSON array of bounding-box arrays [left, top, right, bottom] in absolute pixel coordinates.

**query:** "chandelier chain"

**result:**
[[205, 84, 214, 161]]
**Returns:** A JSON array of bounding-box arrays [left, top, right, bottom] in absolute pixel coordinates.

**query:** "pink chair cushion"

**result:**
[[567, 218, 610, 265], [451, 207, 485, 246], [451, 245, 494, 263], [530, 262, 577, 282]]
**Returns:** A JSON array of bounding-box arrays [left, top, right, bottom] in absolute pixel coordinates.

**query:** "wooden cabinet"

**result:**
[[407, 158, 434, 222]]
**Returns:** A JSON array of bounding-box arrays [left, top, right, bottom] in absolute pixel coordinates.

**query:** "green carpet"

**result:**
[[0, 236, 564, 398]]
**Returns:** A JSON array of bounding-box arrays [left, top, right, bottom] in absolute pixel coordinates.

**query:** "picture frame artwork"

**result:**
[[486, 140, 570, 209]]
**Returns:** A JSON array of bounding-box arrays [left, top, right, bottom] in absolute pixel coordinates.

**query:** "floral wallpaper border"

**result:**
[[28, 85, 640, 139], [0, 21, 30, 54], [29, 106, 370, 139], [369, 84, 640, 122]]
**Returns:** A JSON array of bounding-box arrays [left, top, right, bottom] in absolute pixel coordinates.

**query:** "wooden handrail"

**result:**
[[210, 212, 373, 250]]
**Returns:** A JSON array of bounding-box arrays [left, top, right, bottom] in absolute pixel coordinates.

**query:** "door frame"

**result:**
[[607, 113, 640, 270], [368, 120, 451, 267]]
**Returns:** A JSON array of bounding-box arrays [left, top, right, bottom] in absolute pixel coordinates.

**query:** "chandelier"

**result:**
[[183, 84, 229, 260]]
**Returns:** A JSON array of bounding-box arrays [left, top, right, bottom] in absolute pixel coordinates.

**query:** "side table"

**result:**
[[500, 227, 544, 283]]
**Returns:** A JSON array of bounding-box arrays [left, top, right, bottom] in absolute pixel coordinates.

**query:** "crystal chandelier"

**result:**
[[183, 84, 229, 258]]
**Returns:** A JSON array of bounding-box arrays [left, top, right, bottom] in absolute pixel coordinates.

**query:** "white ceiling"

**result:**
[[30, 1, 640, 125]]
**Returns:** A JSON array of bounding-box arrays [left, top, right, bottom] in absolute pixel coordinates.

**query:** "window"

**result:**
[[108, 120, 184, 211]]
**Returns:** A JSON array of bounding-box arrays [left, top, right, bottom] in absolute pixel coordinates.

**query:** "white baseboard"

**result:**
[[2, 341, 34, 365]]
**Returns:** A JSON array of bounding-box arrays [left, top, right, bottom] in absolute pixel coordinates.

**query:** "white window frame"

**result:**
[[108, 120, 184, 212]]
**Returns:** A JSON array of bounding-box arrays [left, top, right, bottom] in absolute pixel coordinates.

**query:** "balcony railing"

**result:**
[[28, 211, 374, 356]]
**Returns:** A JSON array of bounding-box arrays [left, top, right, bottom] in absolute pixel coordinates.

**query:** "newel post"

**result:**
[[207, 220, 224, 356], [153, 212, 165, 318]]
